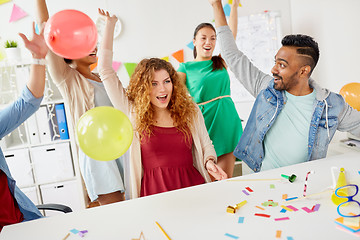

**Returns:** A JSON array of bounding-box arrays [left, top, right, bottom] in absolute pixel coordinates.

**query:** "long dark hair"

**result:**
[[193, 23, 226, 72]]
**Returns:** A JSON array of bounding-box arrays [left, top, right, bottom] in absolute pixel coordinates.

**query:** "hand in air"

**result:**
[[18, 22, 48, 59], [98, 8, 118, 25]]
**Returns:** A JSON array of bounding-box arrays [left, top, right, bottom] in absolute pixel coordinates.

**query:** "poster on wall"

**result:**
[[222, 11, 282, 103]]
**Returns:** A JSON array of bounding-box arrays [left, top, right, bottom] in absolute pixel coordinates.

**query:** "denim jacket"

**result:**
[[217, 25, 360, 172], [0, 87, 43, 221]]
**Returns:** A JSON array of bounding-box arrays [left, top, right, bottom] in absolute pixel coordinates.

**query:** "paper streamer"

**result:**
[[9, 4, 28, 22], [275, 217, 290, 221]]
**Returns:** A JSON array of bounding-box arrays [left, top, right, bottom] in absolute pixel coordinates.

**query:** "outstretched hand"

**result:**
[[206, 160, 228, 181], [18, 22, 48, 59], [98, 8, 118, 24]]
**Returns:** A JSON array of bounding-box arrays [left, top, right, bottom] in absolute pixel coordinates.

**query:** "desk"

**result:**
[[1, 152, 360, 240]]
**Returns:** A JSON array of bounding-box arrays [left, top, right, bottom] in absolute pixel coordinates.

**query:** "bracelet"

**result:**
[[32, 58, 46, 66]]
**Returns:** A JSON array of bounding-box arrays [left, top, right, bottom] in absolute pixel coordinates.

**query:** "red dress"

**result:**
[[0, 170, 23, 232], [140, 126, 205, 197]]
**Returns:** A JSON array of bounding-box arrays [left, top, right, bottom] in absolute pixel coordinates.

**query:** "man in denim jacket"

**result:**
[[0, 24, 48, 231], [209, 0, 360, 172]]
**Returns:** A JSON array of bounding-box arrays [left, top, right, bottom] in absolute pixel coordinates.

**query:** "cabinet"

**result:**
[[0, 61, 86, 215]]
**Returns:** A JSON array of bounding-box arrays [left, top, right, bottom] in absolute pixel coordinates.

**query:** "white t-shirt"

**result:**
[[261, 90, 316, 171]]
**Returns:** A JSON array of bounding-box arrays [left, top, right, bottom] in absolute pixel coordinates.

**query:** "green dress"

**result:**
[[178, 60, 243, 157]]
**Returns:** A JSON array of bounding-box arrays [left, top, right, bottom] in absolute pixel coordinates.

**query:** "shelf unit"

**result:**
[[0, 61, 86, 215]]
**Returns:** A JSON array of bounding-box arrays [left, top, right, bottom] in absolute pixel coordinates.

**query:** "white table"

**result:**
[[1, 152, 359, 240]]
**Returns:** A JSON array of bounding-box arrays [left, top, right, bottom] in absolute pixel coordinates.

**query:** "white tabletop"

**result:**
[[1, 152, 360, 240]]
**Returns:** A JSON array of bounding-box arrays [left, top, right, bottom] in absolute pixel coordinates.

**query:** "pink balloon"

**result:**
[[44, 9, 97, 59]]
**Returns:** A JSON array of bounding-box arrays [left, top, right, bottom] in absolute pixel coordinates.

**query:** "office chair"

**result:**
[[36, 203, 72, 214]]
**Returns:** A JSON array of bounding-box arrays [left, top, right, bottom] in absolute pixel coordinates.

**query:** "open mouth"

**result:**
[[203, 46, 212, 51], [273, 75, 282, 82], [156, 94, 168, 103]]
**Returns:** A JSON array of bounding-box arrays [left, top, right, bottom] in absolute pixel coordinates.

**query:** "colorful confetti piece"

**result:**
[[238, 217, 244, 223], [225, 233, 239, 239], [242, 189, 250, 195], [255, 213, 271, 218], [275, 217, 290, 221]]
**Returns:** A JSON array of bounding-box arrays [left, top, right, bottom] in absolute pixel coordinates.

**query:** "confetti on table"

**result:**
[[285, 197, 298, 201], [245, 187, 253, 192], [313, 204, 320, 211], [302, 207, 314, 213], [78, 230, 88, 238], [238, 217, 244, 223], [282, 194, 288, 199], [262, 200, 278, 207], [280, 208, 287, 213], [256, 205, 265, 210], [255, 213, 271, 218], [225, 233, 239, 239], [70, 229, 79, 234], [276, 230, 282, 238], [280, 205, 294, 212], [286, 205, 298, 211], [242, 189, 250, 195], [275, 217, 290, 221], [270, 184, 275, 189], [287, 237, 294, 240]]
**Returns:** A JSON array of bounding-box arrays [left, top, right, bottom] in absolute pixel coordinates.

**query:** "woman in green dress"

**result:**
[[177, 1, 242, 177]]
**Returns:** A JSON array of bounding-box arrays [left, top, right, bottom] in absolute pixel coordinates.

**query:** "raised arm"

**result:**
[[209, 0, 272, 96], [35, 0, 71, 84], [97, 9, 130, 114], [19, 22, 48, 98], [229, 0, 240, 39], [0, 23, 48, 138]]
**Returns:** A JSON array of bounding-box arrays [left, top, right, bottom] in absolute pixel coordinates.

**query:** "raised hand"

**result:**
[[18, 22, 48, 59], [98, 8, 118, 25]]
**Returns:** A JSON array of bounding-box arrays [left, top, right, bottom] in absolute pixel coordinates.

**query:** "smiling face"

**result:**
[[193, 26, 216, 61], [271, 46, 308, 93], [149, 69, 173, 111]]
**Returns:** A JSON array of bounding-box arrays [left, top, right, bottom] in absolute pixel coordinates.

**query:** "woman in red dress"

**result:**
[[98, 9, 227, 199]]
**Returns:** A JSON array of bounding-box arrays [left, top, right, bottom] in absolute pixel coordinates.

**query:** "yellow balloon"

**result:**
[[76, 106, 133, 161], [339, 82, 360, 111]]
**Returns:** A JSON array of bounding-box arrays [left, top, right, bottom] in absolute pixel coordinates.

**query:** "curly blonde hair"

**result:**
[[127, 58, 197, 142]]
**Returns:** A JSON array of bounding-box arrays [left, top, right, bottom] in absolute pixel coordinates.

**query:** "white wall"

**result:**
[[290, 0, 360, 93]]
